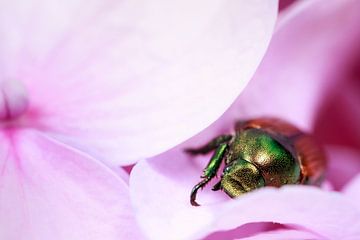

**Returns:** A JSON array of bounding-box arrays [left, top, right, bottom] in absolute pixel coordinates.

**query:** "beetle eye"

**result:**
[[222, 159, 265, 198]]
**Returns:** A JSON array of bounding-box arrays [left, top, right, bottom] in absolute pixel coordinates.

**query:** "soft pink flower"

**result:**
[[130, 0, 360, 239], [0, 1, 278, 239]]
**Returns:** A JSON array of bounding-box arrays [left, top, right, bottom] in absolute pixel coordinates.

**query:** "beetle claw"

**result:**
[[190, 177, 212, 206]]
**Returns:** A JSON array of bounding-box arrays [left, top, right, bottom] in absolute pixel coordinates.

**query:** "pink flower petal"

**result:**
[[326, 146, 360, 190], [131, 155, 360, 239], [313, 63, 360, 150], [343, 174, 360, 211], [130, 1, 360, 239], [0, 129, 142, 239], [204, 223, 276, 240], [0, 79, 29, 120], [216, 0, 360, 132], [239, 229, 320, 240], [279, 0, 296, 11], [0, 1, 278, 165]]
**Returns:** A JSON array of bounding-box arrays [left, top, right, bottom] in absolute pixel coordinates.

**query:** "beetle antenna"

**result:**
[[190, 177, 211, 206]]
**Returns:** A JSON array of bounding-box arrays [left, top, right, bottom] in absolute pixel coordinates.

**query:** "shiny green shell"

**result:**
[[221, 128, 301, 197]]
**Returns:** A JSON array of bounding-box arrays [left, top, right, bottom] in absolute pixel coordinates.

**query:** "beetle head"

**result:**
[[221, 159, 265, 198]]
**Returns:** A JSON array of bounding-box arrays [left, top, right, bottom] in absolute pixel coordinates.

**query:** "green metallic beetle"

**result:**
[[186, 118, 326, 206]]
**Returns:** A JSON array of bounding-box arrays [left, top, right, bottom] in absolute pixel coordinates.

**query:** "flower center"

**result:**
[[0, 79, 29, 121]]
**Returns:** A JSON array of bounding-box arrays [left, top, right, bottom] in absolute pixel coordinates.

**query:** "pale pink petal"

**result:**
[[326, 146, 360, 190], [0, 129, 142, 239], [313, 63, 360, 150], [130, 1, 360, 238], [131, 155, 360, 239], [343, 174, 360, 211], [0, 0, 278, 165], [204, 222, 284, 240], [240, 229, 320, 240], [212, 0, 360, 133]]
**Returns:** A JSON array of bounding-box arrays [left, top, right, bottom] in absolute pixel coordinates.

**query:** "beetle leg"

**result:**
[[211, 159, 236, 191], [190, 143, 228, 206], [185, 135, 232, 155], [190, 178, 211, 206], [211, 181, 222, 191]]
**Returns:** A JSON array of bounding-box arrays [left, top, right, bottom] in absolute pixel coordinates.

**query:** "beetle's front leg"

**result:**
[[190, 143, 228, 206], [211, 160, 233, 192], [185, 134, 232, 155]]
